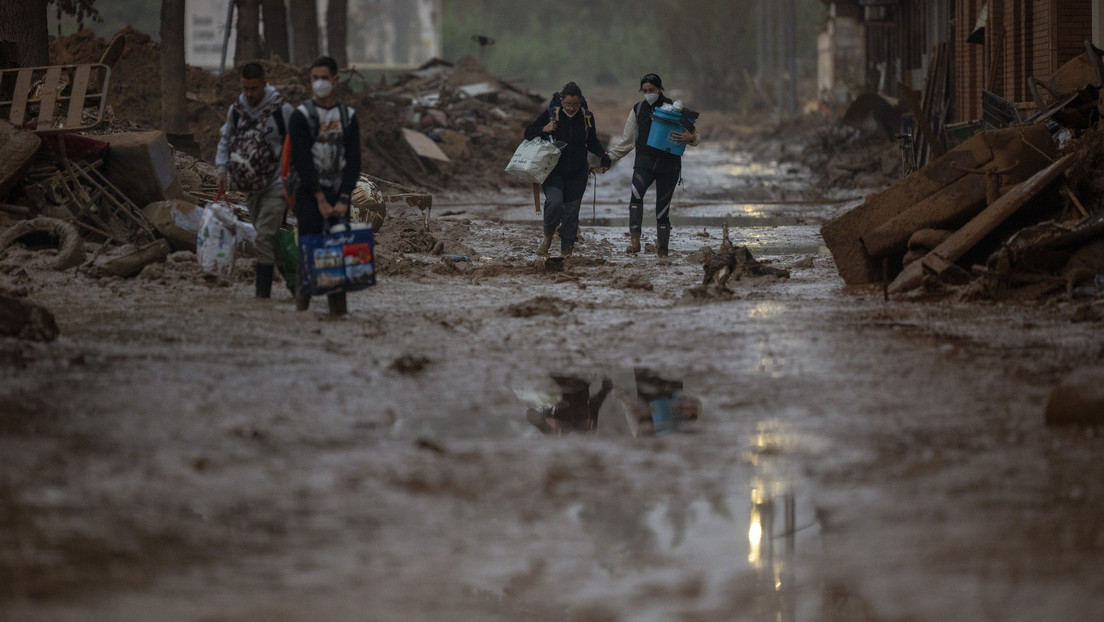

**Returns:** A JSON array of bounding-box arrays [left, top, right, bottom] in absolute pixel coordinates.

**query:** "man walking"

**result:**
[[215, 61, 295, 298], [287, 56, 362, 315]]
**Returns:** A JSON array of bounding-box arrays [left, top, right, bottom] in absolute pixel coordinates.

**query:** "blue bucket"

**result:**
[[646, 108, 694, 155]]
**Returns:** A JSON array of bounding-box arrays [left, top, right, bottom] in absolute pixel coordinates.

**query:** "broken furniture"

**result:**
[[0, 63, 111, 133], [1026, 41, 1104, 130], [822, 123, 1058, 286]]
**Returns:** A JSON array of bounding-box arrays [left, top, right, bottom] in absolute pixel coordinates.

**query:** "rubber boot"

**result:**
[[255, 263, 274, 299], [626, 202, 643, 254], [536, 235, 553, 256], [626, 233, 641, 254], [561, 240, 574, 256], [327, 291, 348, 316], [295, 292, 310, 311], [657, 225, 671, 257]]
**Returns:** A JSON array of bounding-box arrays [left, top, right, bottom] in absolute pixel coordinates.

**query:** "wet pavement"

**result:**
[[4, 143, 1104, 621]]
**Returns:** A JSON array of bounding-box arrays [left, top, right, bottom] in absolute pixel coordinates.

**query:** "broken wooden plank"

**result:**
[[35, 66, 62, 132], [9, 68, 33, 127], [66, 64, 91, 129], [888, 153, 1076, 294], [918, 253, 973, 286]]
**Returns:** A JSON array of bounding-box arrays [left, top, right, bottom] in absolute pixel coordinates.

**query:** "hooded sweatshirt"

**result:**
[[215, 84, 296, 185]]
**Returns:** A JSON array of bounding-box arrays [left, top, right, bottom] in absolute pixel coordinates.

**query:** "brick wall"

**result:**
[[955, 0, 987, 121], [956, 0, 1092, 121], [1056, 0, 1093, 65]]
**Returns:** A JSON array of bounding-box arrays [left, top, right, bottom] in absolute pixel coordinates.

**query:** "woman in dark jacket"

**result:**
[[524, 82, 611, 256]]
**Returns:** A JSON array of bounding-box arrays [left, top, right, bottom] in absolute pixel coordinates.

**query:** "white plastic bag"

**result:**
[[196, 200, 238, 280], [504, 138, 561, 184]]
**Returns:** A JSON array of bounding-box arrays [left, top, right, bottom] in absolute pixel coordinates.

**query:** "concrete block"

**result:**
[[102, 131, 186, 207]]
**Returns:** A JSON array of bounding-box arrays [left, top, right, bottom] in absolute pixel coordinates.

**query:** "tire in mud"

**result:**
[[0, 217, 85, 271]]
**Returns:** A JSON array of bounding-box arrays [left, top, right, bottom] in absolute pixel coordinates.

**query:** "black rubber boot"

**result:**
[[295, 292, 310, 311], [255, 263, 274, 299], [560, 240, 574, 256], [657, 225, 671, 257], [327, 292, 348, 316], [626, 202, 643, 254]]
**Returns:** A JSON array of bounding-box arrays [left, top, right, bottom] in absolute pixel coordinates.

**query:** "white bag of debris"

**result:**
[[504, 138, 561, 184], [196, 200, 238, 280]]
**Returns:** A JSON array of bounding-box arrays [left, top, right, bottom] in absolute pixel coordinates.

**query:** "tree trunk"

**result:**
[[289, 0, 319, 65], [235, 0, 263, 64], [261, 0, 290, 63], [325, 0, 348, 67], [160, 0, 188, 134], [0, 0, 49, 66]]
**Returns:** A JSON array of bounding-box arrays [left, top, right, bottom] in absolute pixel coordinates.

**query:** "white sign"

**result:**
[[185, 0, 234, 70]]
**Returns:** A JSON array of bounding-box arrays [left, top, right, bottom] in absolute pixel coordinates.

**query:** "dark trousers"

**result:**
[[629, 167, 679, 228], [542, 169, 588, 242], [294, 187, 341, 236]]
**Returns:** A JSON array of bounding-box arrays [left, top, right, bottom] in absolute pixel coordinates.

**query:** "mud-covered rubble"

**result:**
[[43, 28, 544, 195], [820, 116, 1104, 306], [0, 27, 556, 328]]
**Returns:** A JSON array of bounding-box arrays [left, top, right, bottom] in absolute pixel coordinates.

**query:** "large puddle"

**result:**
[[510, 367, 822, 618]]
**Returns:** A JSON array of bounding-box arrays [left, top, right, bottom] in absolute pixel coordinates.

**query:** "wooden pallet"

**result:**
[[0, 63, 111, 134]]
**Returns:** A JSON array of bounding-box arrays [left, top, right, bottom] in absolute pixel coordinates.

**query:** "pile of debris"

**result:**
[[47, 28, 546, 195], [821, 120, 1104, 305], [819, 40, 1104, 306], [0, 26, 557, 338]]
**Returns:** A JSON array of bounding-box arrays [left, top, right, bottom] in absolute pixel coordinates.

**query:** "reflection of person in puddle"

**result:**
[[526, 375, 613, 435], [624, 368, 701, 437]]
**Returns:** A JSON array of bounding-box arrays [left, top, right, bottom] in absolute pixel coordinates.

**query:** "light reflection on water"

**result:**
[[559, 426, 815, 620]]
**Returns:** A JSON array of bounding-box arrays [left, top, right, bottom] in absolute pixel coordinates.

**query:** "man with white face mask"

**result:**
[[287, 56, 362, 315], [606, 73, 700, 257]]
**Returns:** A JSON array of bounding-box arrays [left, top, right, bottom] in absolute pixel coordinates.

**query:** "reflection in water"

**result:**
[[523, 374, 611, 434], [514, 368, 701, 437], [749, 488, 798, 622], [513, 370, 815, 620]]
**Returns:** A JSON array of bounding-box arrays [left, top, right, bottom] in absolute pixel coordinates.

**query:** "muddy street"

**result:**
[[3, 142, 1104, 622]]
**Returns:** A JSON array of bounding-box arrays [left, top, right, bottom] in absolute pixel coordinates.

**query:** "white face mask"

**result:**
[[312, 79, 334, 99], [643, 92, 659, 105]]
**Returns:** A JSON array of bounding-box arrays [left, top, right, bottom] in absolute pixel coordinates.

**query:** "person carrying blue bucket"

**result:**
[[606, 73, 700, 257]]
